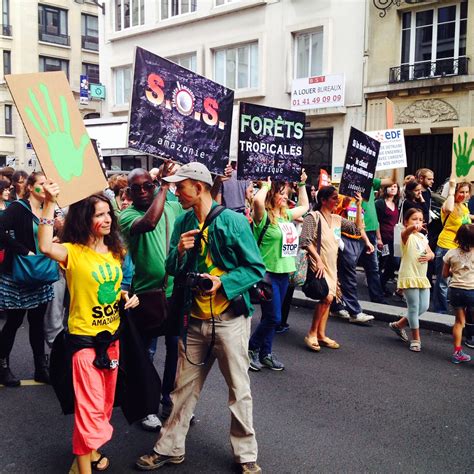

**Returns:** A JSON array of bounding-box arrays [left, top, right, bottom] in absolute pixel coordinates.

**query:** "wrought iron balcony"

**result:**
[[389, 57, 469, 83], [1, 24, 12, 36], [82, 34, 99, 51], [38, 26, 70, 46]]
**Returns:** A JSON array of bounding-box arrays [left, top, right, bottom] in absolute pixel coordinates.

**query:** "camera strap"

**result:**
[[182, 205, 226, 366]]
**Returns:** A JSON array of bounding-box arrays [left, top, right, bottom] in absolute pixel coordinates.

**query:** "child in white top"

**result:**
[[443, 224, 474, 364]]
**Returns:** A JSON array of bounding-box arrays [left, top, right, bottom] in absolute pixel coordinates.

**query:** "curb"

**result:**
[[292, 289, 454, 334]]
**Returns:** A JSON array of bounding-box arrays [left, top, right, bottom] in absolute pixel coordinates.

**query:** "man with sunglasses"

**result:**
[[120, 165, 183, 431], [136, 162, 265, 474]]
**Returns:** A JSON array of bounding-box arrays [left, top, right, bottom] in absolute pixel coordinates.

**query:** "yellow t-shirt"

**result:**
[[437, 204, 471, 250], [61, 243, 123, 336], [397, 233, 431, 289], [191, 225, 229, 320]]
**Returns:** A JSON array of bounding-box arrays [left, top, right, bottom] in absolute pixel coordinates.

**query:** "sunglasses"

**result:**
[[129, 182, 155, 193]]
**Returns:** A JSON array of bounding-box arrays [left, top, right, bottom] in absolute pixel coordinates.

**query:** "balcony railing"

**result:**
[[389, 57, 469, 84], [38, 26, 70, 46], [1, 24, 12, 36], [82, 34, 99, 51]]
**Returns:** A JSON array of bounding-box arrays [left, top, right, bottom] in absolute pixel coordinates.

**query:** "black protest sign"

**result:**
[[237, 102, 305, 181], [128, 47, 234, 175], [339, 127, 380, 201]]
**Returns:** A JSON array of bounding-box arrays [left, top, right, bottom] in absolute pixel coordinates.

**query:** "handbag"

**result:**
[[289, 247, 308, 287], [130, 213, 171, 337], [302, 212, 329, 301], [393, 200, 404, 258], [11, 201, 59, 287]]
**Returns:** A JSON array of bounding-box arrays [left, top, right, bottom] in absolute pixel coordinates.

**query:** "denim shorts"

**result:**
[[448, 287, 474, 309]]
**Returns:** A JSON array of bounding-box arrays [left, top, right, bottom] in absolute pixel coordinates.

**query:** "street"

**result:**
[[0, 304, 472, 474]]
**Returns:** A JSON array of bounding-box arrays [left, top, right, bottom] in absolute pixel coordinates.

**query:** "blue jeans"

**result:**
[[249, 272, 289, 357], [143, 334, 179, 407], [358, 231, 386, 303], [433, 246, 449, 313]]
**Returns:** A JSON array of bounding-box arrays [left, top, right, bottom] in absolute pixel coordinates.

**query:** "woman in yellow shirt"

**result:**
[[433, 180, 472, 313], [38, 182, 139, 474], [389, 209, 434, 352]]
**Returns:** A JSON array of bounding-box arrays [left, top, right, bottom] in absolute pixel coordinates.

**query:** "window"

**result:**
[[161, 0, 197, 20], [114, 0, 144, 31], [214, 42, 258, 89], [82, 14, 98, 51], [3, 50, 10, 76], [215, 0, 239, 5], [39, 56, 69, 78], [294, 29, 323, 79], [114, 66, 131, 106], [4, 104, 12, 135], [82, 63, 100, 84], [400, 1, 468, 80], [167, 52, 197, 72], [38, 4, 69, 46], [2, 0, 11, 36]]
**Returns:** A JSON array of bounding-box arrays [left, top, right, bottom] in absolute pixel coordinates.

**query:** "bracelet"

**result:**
[[298, 182, 305, 187], [39, 217, 54, 226]]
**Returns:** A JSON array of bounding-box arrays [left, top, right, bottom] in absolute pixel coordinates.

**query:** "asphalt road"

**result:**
[[0, 304, 471, 474]]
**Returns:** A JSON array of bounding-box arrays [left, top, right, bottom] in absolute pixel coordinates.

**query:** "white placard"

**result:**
[[291, 73, 345, 111], [365, 128, 407, 171]]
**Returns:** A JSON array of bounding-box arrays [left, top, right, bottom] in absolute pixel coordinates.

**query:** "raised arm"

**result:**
[[38, 181, 68, 264], [253, 178, 271, 225], [442, 178, 456, 214], [290, 169, 309, 220]]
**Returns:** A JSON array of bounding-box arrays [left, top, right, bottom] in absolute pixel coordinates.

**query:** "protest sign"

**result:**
[[129, 47, 234, 175], [237, 102, 305, 181], [452, 127, 474, 182], [5, 72, 107, 208], [318, 169, 330, 189], [339, 127, 380, 201], [366, 128, 407, 171], [291, 73, 344, 111]]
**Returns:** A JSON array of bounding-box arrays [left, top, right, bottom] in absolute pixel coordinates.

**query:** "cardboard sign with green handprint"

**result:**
[[452, 127, 474, 183], [5, 72, 107, 207]]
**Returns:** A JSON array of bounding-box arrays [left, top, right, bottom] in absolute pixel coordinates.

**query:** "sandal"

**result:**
[[409, 340, 421, 352], [304, 335, 321, 352], [91, 453, 110, 472], [389, 322, 408, 343], [319, 338, 340, 349]]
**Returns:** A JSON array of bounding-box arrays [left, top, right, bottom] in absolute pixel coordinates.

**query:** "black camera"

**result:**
[[184, 272, 213, 292]]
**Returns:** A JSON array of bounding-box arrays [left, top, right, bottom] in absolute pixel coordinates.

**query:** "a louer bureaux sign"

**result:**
[[291, 73, 345, 111]]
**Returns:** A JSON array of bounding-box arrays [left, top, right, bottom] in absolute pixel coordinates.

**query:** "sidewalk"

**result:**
[[292, 288, 455, 334]]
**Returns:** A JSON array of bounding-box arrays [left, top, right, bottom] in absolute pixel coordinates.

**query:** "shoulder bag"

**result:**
[[11, 201, 59, 287], [302, 212, 329, 301]]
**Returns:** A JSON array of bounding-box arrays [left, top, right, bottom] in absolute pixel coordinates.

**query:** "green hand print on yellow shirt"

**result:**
[[92, 263, 121, 305], [453, 131, 474, 178], [24, 83, 90, 181]]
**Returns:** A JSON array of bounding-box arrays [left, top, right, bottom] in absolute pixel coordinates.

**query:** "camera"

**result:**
[[184, 272, 213, 292]]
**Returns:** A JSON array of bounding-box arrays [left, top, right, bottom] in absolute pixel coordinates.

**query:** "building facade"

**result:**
[[365, 0, 473, 188], [96, 0, 368, 182], [0, 0, 100, 170]]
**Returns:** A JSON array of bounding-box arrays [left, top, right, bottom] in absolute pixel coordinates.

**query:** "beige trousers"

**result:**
[[154, 310, 258, 463]]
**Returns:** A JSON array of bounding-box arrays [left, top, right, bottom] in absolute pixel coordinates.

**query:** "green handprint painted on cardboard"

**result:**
[[92, 263, 121, 305], [453, 131, 474, 178], [24, 83, 90, 181]]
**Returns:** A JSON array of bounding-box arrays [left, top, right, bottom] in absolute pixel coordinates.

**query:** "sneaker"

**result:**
[[331, 309, 350, 320], [141, 414, 162, 432], [349, 312, 375, 324], [464, 337, 474, 349], [240, 462, 262, 473], [275, 324, 290, 334], [389, 322, 409, 343], [248, 349, 263, 372], [451, 350, 471, 364], [136, 452, 184, 471], [260, 353, 284, 371]]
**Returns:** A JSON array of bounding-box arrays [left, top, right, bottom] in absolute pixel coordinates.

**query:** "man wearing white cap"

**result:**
[[136, 162, 265, 474]]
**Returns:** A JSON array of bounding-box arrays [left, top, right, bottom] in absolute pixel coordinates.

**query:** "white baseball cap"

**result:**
[[162, 162, 213, 186]]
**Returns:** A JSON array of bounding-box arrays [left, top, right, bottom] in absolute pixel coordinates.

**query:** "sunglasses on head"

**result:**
[[129, 182, 155, 193]]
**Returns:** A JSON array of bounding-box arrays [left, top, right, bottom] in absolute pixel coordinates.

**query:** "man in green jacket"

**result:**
[[136, 162, 265, 474]]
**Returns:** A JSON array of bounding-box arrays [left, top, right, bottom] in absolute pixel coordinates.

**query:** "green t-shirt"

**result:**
[[361, 177, 381, 232], [253, 209, 296, 274], [120, 201, 183, 297]]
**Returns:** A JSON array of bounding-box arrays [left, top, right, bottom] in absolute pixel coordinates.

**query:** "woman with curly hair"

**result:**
[[38, 181, 139, 474]]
